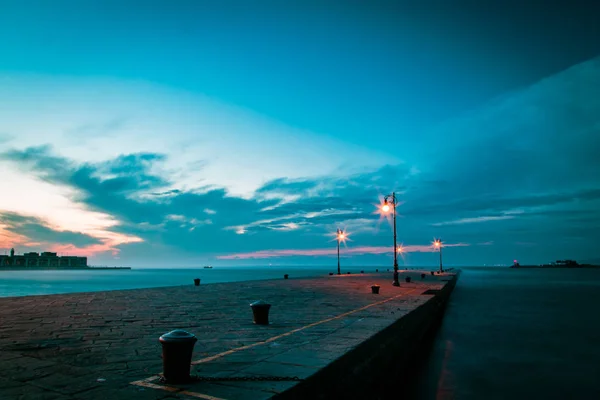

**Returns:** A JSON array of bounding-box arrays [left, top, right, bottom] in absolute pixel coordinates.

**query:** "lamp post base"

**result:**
[[392, 270, 400, 286]]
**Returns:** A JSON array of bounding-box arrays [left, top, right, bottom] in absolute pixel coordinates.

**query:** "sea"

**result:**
[[0, 266, 337, 298], [2, 266, 599, 399], [410, 267, 600, 400]]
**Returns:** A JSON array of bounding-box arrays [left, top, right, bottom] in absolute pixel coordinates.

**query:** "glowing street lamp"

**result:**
[[381, 192, 400, 286], [336, 228, 345, 275], [434, 239, 443, 273]]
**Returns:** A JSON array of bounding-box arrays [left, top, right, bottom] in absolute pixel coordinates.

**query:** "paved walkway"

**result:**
[[0, 270, 452, 400]]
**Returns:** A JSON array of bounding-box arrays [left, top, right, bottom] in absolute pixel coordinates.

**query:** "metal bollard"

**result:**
[[347, 271, 351, 274], [159, 330, 197, 383], [405, 276, 411, 283], [194, 278, 200, 286], [329, 272, 334, 275], [376, 269, 379, 272], [284, 274, 289, 279], [250, 300, 271, 325], [431, 271, 435, 275], [421, 273, 426, 279], [371, 285, 380, 294], [360, 270, 364, 274]]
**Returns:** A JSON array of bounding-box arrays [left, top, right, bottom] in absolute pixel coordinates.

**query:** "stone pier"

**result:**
[[0, 270, 458, 400]]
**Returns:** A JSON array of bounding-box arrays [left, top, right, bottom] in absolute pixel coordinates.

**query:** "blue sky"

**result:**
[[1, 0, 599, 267]]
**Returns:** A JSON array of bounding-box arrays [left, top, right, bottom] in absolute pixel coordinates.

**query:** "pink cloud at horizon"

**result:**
[[217, 242, 470, 260], [1, 223, 143, 259], [48, 233, 144, 258], [0, 225, 39, 249]]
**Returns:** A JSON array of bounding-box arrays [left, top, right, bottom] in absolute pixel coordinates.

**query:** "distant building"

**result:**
[[0, 248, 87, 268]]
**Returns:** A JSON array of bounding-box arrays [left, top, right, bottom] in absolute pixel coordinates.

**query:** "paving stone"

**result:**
[[0, 271, 453, 399]]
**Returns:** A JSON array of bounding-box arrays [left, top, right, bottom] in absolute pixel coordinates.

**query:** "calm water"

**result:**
[[411, 267, 600, 400], [0, 266, 344, 297]]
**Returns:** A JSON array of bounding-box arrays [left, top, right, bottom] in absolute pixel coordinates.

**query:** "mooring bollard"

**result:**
[[329, 272, 334, 276], [371, 285, 380, 294], [159, 330, 197, 383], [250, 300, 271, 325], [376, 269, 379, 272], [347, 271, 351, 274], [360, 270, 364, 274], [194, 278, 200, 286], [421, 273, 426, 279], [405, 276, 411, 283], [284, 274, 289, 279], [431, 271, 435, 276]]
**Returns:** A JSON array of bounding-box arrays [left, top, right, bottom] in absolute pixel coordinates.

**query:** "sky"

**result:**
[[1, 0, 599, 267]]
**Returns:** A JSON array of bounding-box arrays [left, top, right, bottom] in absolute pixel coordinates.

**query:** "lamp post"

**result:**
[[336, 228, 345, 275], [434, 239, 443, 273], [382, 192, 400, 287]]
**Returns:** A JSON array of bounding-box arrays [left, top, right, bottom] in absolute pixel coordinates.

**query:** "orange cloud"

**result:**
[[217, 243, 470, 260], [0, 224, 38, 249], [48, 232, 143, 258], [1, 219, 142, 258]]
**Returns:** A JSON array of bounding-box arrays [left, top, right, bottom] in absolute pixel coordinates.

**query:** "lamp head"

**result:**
[[382, 201, 390, 213]]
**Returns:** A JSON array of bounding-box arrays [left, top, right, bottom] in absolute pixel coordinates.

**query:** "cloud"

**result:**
[[0, 211, 134, 256], [1, 145, 421, 262], [431, 215, 516, 227], [0, 212, 101, 247], [217, 242, 470, 260]]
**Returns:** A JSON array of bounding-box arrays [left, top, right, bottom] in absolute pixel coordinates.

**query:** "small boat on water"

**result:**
[[203, 265, 213, 269]]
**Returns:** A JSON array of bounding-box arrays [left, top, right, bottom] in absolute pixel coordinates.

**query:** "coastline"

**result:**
[[510, 265, 600, 269]]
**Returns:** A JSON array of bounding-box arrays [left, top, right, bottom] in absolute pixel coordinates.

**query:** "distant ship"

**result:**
[[203, 265, 213, 269]]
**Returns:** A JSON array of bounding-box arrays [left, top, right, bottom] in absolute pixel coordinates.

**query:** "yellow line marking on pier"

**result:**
[[130, 287, 420, 400], [130, 378, 227, 400], [192, 288, 419, 365]]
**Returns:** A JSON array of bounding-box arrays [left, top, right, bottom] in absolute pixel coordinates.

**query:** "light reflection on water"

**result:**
[[410, 267, 600, 400]]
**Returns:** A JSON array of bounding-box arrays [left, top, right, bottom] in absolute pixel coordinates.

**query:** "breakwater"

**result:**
[[0, 270, 458, 399]]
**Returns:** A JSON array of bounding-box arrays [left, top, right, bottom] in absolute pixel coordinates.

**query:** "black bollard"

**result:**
[[376, 269, 379, 272], [284, 274, 289, 279], [405, 276, 411, 283], [421, 273, 426, 279], [194, 278, 200, 286], [431, 271, 435, 276], [360, 270, 364, 274], [371, 285, 380, 294], [347, 271, 351, 274], [250, 300, 271, 325], [159, 330, 197, 383], [329, 272, 334, 276]]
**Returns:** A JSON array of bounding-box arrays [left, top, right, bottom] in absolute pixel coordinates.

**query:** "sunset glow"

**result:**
[[1, 1, 598, 267]]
